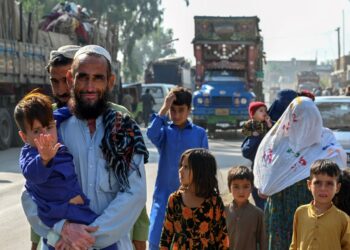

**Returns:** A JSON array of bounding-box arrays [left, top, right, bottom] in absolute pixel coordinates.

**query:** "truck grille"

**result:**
[[211, 97, 232, 106]]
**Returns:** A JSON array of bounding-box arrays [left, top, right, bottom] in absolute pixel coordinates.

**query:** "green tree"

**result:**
[[124, 25, 176, 81]]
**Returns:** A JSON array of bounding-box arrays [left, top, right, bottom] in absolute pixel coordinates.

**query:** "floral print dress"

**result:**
[[160, 190, 229, 250]]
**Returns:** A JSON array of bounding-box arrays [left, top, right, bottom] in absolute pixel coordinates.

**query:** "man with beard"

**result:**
[[22, 45, 148, 250]]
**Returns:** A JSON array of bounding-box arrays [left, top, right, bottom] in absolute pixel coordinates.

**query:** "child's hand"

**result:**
[[258, 190, 268, 199], [265, 115, 272, 128], [34, 134, 60, 166], [159, 92, 176, 116]]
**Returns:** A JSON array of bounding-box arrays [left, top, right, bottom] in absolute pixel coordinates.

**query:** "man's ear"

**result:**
[[107, 74, 116, 91], [307, 179, 311, 191], [18, 131, 27, 144], [66, 70, 74, 89], [336, 182, 341, 194]]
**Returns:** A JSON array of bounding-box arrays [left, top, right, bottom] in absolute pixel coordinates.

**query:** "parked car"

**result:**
[[142, 83, 176, 113], [315, 96, 350, 166]]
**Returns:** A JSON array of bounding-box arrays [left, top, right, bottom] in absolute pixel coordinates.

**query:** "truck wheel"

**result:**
[[0, 108, 13, 150], [12, 121, 23, 147], [208, 127, 216, 139]]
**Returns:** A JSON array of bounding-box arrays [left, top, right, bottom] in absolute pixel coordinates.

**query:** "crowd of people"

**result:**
[[16, 44, 350, 250]]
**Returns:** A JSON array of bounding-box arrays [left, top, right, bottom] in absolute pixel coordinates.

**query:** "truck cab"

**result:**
[[192, 70, 255, 132]]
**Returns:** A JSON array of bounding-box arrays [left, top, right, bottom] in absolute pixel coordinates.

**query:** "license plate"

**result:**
[[217, 123, 230, 128], [215, 108, 229, 116]]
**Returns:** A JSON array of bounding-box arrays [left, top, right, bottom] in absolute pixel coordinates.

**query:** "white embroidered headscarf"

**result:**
[[254, 96, 347, 196]]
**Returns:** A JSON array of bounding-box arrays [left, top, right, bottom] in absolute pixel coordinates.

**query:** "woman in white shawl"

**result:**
[[253, 96, 347, 250]]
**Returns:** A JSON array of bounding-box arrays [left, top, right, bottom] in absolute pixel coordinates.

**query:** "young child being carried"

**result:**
[[290, 159, 350, 250], [241, 101, 272, 210], [242, 101, 272, 137], [225, 166, 267, 250], [14, 91, 116, 250], [160, 149, 229, 249]]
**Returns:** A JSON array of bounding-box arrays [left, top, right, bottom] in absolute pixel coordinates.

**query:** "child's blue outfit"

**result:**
[[20, 106, 116, 250], [20, 144, 98, 228], [146, 113, 209, 249]]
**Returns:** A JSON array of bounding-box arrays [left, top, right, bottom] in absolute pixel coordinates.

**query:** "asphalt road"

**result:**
[[0, 130, 249, 250]]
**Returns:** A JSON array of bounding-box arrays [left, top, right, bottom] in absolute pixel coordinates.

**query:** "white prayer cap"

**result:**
[[74, 45, 112, 64], [49, 45, 81, 61]]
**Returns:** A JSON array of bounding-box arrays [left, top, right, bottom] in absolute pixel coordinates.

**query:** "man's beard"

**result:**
[[72, 90, 109, 120]]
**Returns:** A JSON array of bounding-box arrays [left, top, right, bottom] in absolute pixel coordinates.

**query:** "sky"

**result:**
[[161, 0, 350, 64]]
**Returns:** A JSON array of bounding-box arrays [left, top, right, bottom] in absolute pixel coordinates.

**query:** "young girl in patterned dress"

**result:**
[[160, 148, 229, 250]]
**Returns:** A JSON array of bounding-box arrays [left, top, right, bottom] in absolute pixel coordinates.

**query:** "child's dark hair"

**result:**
[[310, 159, 341, 181], [179, 148, 219, 198], [227, 166, 254, 189], [171, 86, 192, 108], [333, 168, 350, 216], [14, 89, 54, 133]]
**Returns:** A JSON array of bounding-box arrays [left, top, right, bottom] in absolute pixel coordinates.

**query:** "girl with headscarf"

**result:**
[[253, 96, 347, 250]]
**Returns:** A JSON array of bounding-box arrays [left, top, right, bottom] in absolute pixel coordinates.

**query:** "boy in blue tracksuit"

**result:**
[[14, 91, 116, 250], [147, 86, 209, 249]]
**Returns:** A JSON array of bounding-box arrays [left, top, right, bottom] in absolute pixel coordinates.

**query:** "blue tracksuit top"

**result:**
[[146, 113, 208, 246], [20, 143, 98, 228]]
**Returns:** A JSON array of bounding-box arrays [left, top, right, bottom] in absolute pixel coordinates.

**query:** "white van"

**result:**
[[142, 83, 176, 112]]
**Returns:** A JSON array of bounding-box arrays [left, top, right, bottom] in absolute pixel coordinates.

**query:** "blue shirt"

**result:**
[[20, 144, 97, 227], [21, 114, 147, 250], [146, 113, 208, 246]]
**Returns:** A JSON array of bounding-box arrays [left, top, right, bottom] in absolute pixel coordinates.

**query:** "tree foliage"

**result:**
[[124, 25, 176, 81], [20, 0, 188, 81]]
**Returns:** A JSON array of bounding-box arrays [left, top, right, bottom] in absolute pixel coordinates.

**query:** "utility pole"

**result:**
[[343, 10, 346, 56], [336, 27, 341, 70]]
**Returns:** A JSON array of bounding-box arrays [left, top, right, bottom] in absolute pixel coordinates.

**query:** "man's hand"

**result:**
[[159, 92, 176, 116], [34, 134, 60, 166], [61, 221, 98, 250], [55, 238, 71, 250], [133, 240, 146, 250]]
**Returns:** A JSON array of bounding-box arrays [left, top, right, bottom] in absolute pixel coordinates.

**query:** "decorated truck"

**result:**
[[0, 0, 117, 149], [191, 16, 265, 133], [296, 71, 321, 92]]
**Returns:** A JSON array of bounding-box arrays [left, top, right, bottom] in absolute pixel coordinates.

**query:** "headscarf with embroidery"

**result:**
[[254, 97, 347, 196], [101, 108, 149, 192]]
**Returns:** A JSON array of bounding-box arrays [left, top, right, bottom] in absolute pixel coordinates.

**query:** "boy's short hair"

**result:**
[[14, 89, 54, 133], [171, 86, 192, 108], [310, 159, 341, 181], [227, 165, 254, 188]]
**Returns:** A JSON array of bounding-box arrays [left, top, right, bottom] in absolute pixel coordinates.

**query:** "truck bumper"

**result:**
[[192, 108, 248, 129]]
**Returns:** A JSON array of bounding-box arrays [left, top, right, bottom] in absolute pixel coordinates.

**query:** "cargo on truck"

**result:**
[[191, 16, 265, 134], [0, 0, 118, 150]]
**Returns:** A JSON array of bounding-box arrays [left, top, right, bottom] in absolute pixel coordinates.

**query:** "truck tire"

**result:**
[[12, 121, 23, 147], [0, 108, 13, 150]]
